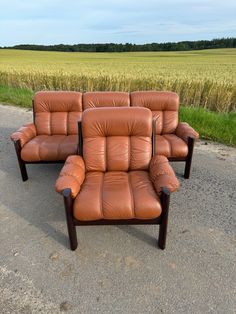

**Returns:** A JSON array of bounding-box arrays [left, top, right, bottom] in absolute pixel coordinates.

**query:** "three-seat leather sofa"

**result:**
[[11, 90, 199, 181]]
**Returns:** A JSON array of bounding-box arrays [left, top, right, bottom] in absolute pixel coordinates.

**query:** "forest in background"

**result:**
[[1, 38, 236, 53]]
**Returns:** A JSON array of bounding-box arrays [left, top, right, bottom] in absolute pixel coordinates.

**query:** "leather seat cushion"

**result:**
[[21, 135, 78, 161], [73, 171, 162, 221], [155, 134, 188, 157]]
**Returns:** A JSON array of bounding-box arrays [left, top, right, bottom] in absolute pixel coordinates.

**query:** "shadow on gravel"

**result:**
[[1, 127, 68, 247], [117, 225, 158, 248], [169, 161, 186, 179]]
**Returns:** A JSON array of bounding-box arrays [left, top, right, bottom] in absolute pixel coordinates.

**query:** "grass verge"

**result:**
[[180, 106, 236, 146], [0, 85, 33, 108], [0, 85, 235, 146]]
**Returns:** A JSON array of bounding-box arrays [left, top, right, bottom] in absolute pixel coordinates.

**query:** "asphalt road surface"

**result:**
[[0, 104, 235, 313]]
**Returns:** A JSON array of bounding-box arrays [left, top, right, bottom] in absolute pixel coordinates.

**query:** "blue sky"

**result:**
[[0, 0, 235, 45]]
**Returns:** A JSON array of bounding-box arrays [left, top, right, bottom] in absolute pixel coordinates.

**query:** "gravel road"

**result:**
[[0, 104, 235, 314]]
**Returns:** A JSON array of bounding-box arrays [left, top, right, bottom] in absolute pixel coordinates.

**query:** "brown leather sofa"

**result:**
[[55, 107, 180, 250], [11, 90, 198, 180], [11, 91, 83, 181]]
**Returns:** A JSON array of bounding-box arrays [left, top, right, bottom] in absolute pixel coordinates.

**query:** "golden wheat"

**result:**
[[0, 49, 235, 112]]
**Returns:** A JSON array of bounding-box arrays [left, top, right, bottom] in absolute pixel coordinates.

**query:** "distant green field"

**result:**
[[0, 48, 236, 112]]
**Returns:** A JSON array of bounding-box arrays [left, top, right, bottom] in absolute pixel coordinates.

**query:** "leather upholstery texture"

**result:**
[[83, 92, 130, 109], [150, 155, 180, 195], [34, 91, 82, 135], [73, 171, 162, 220], [175, 122, 199, 143], [11, 123, 36, 147], [155, 134, 188, 157], [55, 156, 85, 198], [131, 91, 179, 135], [21, 135, 78, 161], [82, 107, 152, 171]]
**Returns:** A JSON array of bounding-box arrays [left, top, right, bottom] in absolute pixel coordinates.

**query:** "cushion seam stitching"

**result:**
[[57, 136, 67, 160], [128, 173, 135, 218], [128, 136, 131, 171], [163, 135, 172, 157], [100, 172, 104, 219]]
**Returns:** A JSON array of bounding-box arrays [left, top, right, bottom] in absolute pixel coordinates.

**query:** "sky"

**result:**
[[0, 0, 235, 46]]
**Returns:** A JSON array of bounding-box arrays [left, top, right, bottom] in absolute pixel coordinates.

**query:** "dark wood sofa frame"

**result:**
[[167, 136, 195, 179], [151, 116, 195, 180], [63, 186, 170, 250]]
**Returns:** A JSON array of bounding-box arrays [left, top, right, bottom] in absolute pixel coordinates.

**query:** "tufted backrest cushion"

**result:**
[[130, 91, 179, 134], [83, 92, 130, 110], [34, 91, 82, 135], [82, 107, 152, 172]]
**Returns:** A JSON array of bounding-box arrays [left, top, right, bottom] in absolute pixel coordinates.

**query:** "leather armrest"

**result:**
[[175, 122, 199, 143], [55, 156, 85, 198], [10, 123, 36, 147], [149, 155, 180, 195]]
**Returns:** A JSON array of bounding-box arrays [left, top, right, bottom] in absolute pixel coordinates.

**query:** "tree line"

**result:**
[[1, 38, 235, 52]]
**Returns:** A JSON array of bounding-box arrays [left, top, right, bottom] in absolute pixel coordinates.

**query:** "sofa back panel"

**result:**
[[162, 111, 178, 134], [83, 92, 130, 110], [68, 112, 82, 135], [34, 91, 82, 135], [106, 136, 129, 171], [152, 111, 163, 134], [34, 91, 83, 112], [82, 107, 152, 172], [35, 113, 51, 135], [83, 137, 106, 172], [130, 91, 179, 134], [50, 112, 67, 135]]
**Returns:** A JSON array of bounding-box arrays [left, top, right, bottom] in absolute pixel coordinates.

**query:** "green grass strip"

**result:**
[[180, 106, 236, 146], [0, 85, 33, 108]]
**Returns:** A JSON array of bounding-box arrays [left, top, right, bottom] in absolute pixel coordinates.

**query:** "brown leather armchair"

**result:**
[[131, 91, 199, 178], [11, 91, 82, 181], [55, 107, 179, 250]]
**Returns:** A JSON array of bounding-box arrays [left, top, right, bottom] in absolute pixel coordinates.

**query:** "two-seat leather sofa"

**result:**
[[55, 107, 180, 250], [11, 90, 199, 181], [11, 91, 83, 181]]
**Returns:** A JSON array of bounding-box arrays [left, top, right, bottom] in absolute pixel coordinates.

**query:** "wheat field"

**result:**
[[0, 48, 235, 112]]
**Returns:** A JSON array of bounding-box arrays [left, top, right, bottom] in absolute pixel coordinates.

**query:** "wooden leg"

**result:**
[[13, 139, 28, 181], [184, 136, 195, 179], [63, 189, 78, 251], [158, 187, 170, 250]]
